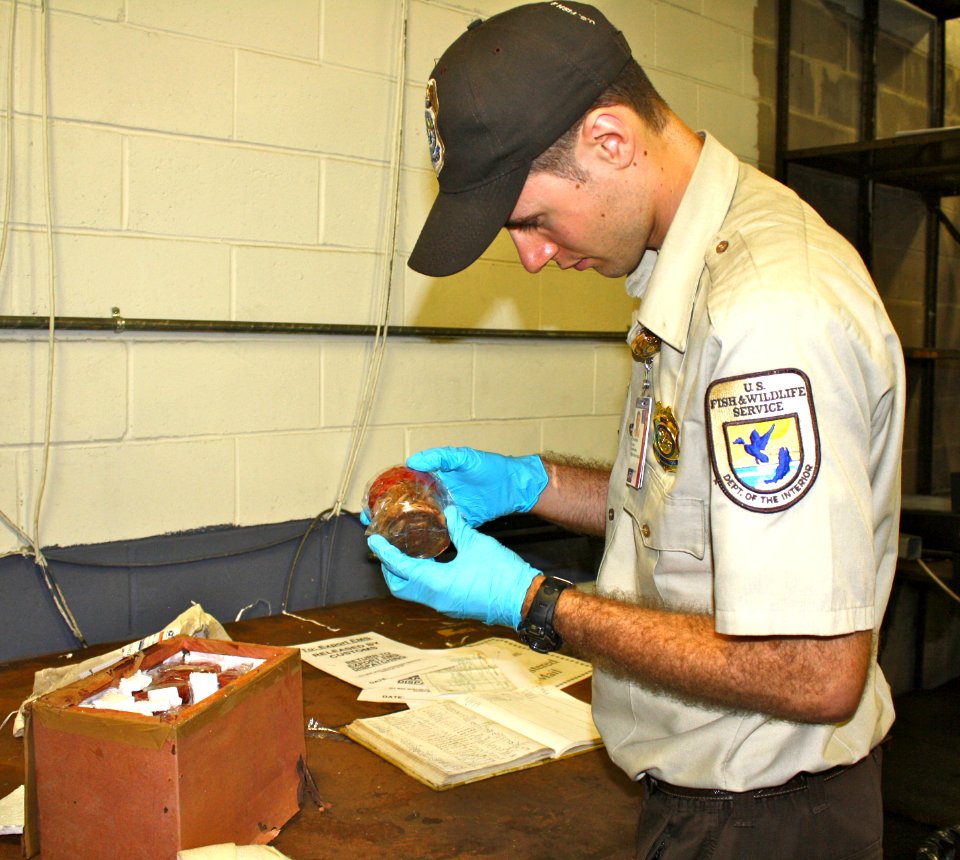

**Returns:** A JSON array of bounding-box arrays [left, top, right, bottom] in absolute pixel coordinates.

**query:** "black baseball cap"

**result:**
[[408, 2, 632, 277]]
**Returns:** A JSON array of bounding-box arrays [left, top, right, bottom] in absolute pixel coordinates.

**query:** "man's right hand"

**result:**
[[406, 447, 547, 527]]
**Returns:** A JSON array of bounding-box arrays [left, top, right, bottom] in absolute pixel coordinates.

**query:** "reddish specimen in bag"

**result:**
[[365, 466, 451, 558]]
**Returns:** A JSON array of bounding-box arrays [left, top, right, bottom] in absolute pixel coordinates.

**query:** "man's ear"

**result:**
[[579, 107, 635, 169]]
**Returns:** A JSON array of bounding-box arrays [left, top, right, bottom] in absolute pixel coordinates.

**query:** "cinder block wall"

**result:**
[[0, 0, 774, 554]]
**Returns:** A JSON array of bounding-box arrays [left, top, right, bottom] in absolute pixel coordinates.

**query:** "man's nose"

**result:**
[[508, 230, 558, 273]]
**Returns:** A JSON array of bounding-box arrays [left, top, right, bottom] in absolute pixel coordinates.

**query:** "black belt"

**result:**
[[647, 761, 854, 801]]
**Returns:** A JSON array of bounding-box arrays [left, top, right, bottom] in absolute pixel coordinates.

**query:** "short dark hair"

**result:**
[[530, 59, 669, 181]]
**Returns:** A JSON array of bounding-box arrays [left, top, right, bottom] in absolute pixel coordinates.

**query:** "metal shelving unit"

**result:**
[[783, 127, 960, 195], [776, 0, 960, 496]]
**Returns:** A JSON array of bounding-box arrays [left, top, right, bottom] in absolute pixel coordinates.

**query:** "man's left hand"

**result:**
[[367, 505, 539, 629]]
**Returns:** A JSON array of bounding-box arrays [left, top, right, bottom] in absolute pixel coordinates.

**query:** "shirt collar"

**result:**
[[624, 132, 740, 353]]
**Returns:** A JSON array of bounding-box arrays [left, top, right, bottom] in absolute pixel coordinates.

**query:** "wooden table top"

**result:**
[[0, 597, 639, 859]]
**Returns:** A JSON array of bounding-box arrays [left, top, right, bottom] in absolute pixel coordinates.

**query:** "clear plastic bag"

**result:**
[[363, 465, 452, 558]]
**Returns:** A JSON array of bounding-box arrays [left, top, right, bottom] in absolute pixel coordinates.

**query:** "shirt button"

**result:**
[[640, 523, 651, 539], [607, 508, 615, 521], [716, 240, 729, 253]]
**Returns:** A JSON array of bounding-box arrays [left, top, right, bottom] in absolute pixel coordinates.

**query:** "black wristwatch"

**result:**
[[517, 576, 575, 654]]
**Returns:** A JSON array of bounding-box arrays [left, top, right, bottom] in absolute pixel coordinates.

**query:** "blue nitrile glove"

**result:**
[[367, 505, 539, 629], [406, 447, 548, 527]]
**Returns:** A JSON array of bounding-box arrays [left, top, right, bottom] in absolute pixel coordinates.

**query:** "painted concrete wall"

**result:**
[[0, 0, 774, 555]]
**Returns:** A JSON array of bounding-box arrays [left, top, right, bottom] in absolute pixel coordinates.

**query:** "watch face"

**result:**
[[518, 623, 561, 654]]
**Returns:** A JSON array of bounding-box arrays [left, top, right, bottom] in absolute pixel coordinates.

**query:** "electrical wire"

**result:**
[[917, 557, 960, 604], [35, 0, 56, 554], [0, 2, 36, 554], [282, 0, 409, 612], [0, 2, 85, 645], [0, 2, 33, 551], [36, 0, 84, 644], [0, 0, 14, 273], [328, 0, 408, 521], [281, 507, 334, 613], [43, 529, 311, 569]]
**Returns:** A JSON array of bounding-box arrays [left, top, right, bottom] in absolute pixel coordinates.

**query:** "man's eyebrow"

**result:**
[[504, 213, 539, 229]]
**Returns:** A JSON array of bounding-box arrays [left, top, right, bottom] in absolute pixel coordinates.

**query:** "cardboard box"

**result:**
[[24, 636, 307, 860]]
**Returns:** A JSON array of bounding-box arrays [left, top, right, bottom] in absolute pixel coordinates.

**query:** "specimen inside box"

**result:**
[[77, 650, 264, 715]]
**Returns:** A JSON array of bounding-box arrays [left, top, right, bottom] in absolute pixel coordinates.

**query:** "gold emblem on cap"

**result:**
[[653, 402, 680, 472], [425, 79, 445, 177], [629, 327, 661, 362]]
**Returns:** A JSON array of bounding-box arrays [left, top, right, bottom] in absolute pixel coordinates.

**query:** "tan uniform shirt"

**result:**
[[592, 133, 905, 791]]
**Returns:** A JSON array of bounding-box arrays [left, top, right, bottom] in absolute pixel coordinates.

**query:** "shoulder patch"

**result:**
[[705, 368, 820, 513]]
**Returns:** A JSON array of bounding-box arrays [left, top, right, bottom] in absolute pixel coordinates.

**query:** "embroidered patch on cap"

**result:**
[[424, 78, 445, 176], [705, 368, 820, 513]]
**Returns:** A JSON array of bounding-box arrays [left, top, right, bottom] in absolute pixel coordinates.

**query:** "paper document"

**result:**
[[455, 637, 593, 689], [419, 654, 519, 695], [300, 633, 593, 704], [456, 686, 600, 755], [299, 632, 456, 697], [0, 785, 24, 836], [177, 844, 292, 859], [342, 686, 602, 790]]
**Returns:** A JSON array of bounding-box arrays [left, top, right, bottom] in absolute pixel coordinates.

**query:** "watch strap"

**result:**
[[517, 576, 574, 653]]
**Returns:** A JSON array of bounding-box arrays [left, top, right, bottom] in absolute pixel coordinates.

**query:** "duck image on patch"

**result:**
[[705, 368, 820, 513], [726, 417, 802, 491]]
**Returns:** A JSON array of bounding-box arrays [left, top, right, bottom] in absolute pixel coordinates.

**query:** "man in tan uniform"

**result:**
[[368, 4, 905, 857]]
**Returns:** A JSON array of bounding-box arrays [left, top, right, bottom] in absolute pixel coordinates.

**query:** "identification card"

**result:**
[[625, 395, 653, 489]]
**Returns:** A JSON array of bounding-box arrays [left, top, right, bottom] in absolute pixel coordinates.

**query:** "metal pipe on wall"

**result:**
[[0, 314, 626, 342]]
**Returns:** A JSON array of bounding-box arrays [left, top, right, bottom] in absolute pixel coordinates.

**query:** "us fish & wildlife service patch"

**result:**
[[705, 368, 820, 513]]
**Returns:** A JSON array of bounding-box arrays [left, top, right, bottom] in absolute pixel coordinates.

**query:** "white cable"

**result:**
[[0, 3, 30, 553], [35, 0, 55, 554], [0, 1, 85, 643], [330, 5, 407, 516], [281, 610, 341, 633], [36, 0, 85, 642], [0, 0, 43, 556], [0, 0, 42, 563], [0, 513, 33, 551], [234, 599, 271, 621], [917, 557, 960, 604], [0, 0, 14, 273], [329, 0, 409, 518]]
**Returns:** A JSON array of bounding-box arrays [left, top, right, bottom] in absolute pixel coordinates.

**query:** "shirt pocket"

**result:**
[[622, 474, 707, 561]]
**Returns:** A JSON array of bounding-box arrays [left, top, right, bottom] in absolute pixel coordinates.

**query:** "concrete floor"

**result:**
[[883, 678, 960, 858]]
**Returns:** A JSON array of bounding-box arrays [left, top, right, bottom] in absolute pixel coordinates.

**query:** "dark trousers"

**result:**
[[636, 747, 884, 860]]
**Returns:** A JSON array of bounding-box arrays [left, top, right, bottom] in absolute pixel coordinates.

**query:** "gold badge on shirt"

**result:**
[[628, 325, 661, 362], [653, 402, 680, 471]]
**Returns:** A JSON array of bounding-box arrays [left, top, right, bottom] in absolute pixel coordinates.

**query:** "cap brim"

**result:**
[[408, 162, 530, 278]]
